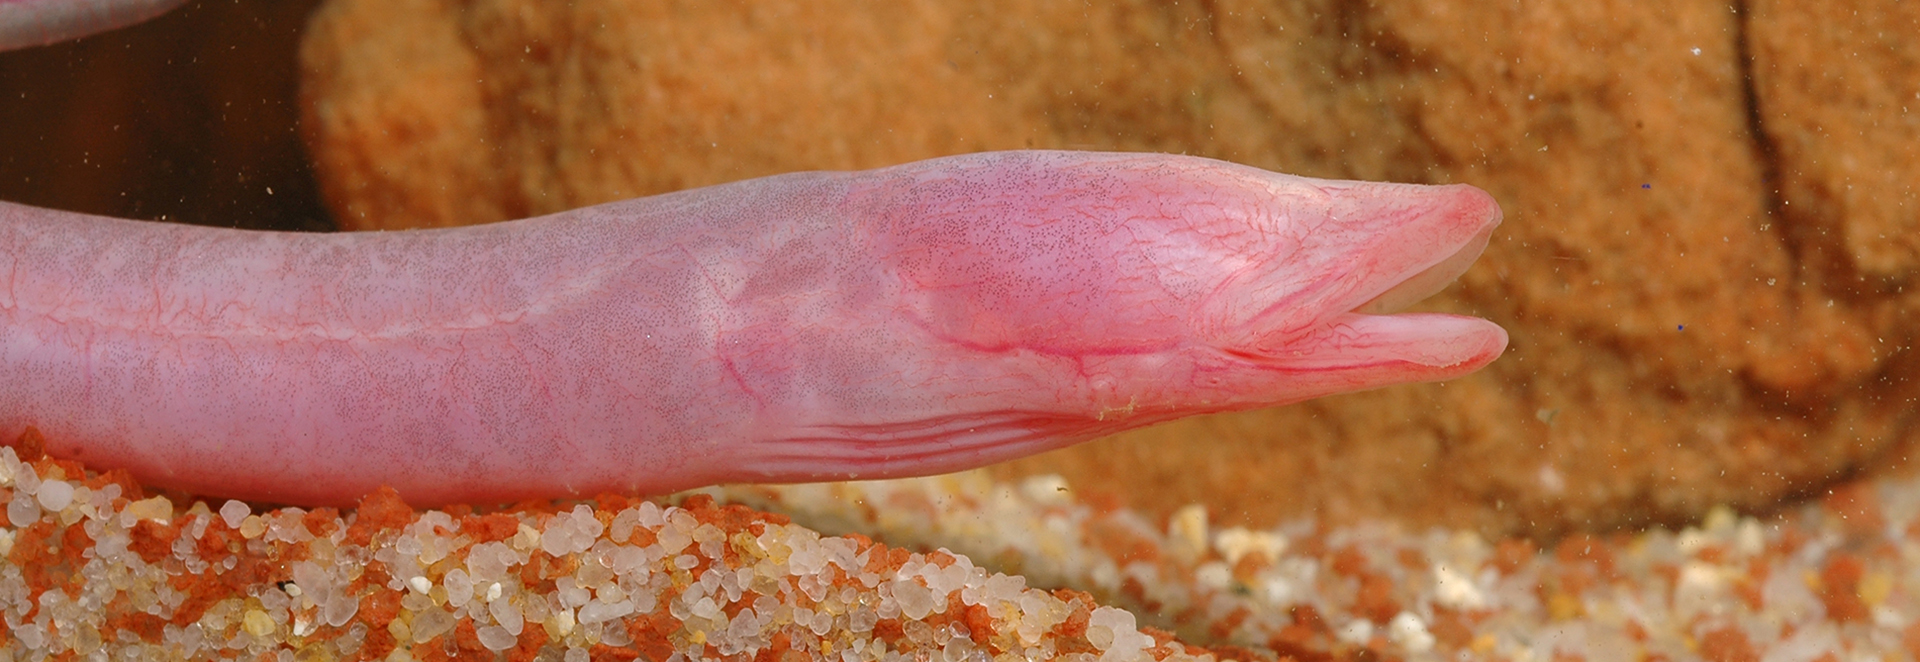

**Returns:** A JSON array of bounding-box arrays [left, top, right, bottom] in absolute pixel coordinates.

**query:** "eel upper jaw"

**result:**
[[1351, 218, 1496, 316]]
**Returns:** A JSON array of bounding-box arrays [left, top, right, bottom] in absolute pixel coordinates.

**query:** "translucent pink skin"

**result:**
[[0, 4, 1506, 505], [0, 0, 187, 50], [0, 152, 1505, 506]]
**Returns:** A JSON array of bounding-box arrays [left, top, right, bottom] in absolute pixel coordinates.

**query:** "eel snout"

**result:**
[[1191, 167, 1507, 378]]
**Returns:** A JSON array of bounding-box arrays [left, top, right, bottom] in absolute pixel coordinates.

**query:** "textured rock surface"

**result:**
[[5, 0, 1916, 538], [297, 0, 1041, 229], [1750, 0, 1920, 286]]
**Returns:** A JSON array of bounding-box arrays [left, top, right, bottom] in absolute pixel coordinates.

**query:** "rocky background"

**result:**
[[0, 0, 1914, 539]]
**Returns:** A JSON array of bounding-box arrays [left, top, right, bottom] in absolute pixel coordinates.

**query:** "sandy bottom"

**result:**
[[2, 432, 1914, 661]]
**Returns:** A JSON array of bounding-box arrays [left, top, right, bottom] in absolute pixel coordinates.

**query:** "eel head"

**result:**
[[741, 151, 1507, 480]]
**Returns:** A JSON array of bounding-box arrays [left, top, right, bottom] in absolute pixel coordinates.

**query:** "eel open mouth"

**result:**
[[1352, 216, 1498, 315], [1233, 181, 1507, 373]]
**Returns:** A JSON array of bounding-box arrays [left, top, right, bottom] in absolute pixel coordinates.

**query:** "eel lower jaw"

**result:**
[[1223, 312, 1506, 372], [1314, 312, 1508, 370]]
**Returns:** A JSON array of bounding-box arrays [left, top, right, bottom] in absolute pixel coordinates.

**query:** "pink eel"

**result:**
[[0, 1, 1507, 507]]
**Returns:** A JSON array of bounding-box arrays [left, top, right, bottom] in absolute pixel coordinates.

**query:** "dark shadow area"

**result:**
[[0, 0, 331, 231]]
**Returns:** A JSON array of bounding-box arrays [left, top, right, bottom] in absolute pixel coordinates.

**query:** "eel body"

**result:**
[[0, 0, 187, 50], [0, 152, 1505, 506], [0, 2, 1507, 506]]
